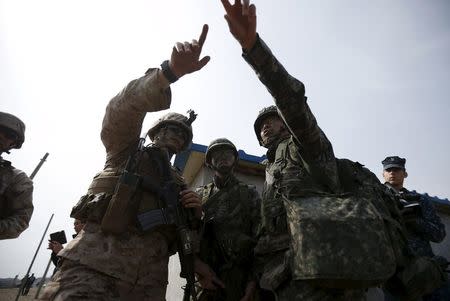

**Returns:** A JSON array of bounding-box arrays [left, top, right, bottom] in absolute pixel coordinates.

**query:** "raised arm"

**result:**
[[221, 0, 335, 166], [101, 25, 210, 162]]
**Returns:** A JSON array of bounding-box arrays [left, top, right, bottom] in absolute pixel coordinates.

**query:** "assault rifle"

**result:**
[[136, 146, 199, 301]]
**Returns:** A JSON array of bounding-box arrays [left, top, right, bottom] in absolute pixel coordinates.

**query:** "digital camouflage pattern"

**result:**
[[41, 68, 180, 301], [242, 35, 384, 299], [196, 175, 261, 301], [0, 157, 33, 239], [286, 158, 405, 288]]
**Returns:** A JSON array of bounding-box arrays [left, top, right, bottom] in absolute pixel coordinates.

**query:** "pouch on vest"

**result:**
[[384, 256, 448, 300], [70, 193, 109, 223], [283, 193, 397, 288], [101, 170, 140, 234]]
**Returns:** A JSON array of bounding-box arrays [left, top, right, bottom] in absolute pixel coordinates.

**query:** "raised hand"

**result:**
[[48, 240, 63, 254], [221, 0, 257, 51], [169, 24, 210, 78]]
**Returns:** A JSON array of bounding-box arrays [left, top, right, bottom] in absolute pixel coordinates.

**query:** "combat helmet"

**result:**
[[205, 138, 238, 167], [253, 105, 279, 145], [147, 110, 196, 151], [0, 112, 26, 149]]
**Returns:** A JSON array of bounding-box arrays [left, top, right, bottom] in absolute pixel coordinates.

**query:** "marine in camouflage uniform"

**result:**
[[40, 25, 212, 301], [382, 156, 447, 301], [221, 1, 365, 300], [196, 138, 261, 301], [0, 112, 34, 240]]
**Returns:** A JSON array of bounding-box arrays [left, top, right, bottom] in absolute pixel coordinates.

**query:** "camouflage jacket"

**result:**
[[196, 175, 261, 300], [390, 186, 446, 258], [60, 68, 183, 283], [0, 157, 34, 239], [243, 35, 338, 242], [242, 36, 339, 287]]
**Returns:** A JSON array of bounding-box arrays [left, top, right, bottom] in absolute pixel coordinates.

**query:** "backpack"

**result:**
[[284, 158, 402, 288]]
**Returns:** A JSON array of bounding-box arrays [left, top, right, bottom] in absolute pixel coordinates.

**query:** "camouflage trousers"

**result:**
[[260, 280, 366, 301], [38, 259, 167, 301]]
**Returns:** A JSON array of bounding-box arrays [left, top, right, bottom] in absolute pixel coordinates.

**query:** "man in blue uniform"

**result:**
[[382, 156, 447, 301]]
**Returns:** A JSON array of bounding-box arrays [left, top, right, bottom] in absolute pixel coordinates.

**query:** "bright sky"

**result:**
[[1, 0, 449, 291]]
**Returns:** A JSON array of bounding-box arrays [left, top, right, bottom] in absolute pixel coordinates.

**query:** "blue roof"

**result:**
[[174, 142, 266, 172]]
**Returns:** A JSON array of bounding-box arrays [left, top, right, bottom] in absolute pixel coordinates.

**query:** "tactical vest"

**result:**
[[71, 145, 184, 232], [261, 138, 332, 236], [258, 137, 401, 290]]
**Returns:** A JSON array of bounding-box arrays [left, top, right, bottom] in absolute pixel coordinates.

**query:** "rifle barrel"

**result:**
[[15, 213, 54, 301], [29, 152, 49, 180]]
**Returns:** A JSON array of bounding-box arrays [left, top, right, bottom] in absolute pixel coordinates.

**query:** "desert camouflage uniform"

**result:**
[[196, 175, 261, 301], [0, 157, 34, 239], [40, 68, 181, 301], [243, 35, 365, 300]]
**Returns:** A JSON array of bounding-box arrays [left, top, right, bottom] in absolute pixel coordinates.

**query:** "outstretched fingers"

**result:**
[[198, 24, 209, 47], [197, 56, 211, 71], [242, 0, 249, 15], [221, 0, 233, 14], [248, 4, 256, 35]]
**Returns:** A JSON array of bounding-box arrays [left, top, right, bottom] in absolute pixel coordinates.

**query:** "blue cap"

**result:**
[[382, 156, 406, 170]]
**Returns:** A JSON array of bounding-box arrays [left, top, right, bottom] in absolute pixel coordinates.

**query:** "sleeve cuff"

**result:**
[[242, 34, 273, 68]]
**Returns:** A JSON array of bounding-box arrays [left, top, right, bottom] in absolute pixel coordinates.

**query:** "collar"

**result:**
[[384, 182, 409, 194], [266, 136, 291, 162]]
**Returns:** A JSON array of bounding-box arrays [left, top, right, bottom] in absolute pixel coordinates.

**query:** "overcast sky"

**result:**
[[1, 0, 449, 293]]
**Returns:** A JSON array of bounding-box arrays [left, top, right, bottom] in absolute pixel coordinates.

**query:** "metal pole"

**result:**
[[15, 213, 54, 301], [29, 152, 49, 180], [34, 257, 53, 299]]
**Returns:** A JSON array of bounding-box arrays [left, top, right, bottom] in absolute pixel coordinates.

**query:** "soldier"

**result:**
[[196, 138, 261, 301], [0, 112, 34, 240], [48, 219, 86, 274], [221, 0, 368, 300], [40, 25, 218, 301], [382, 156, 447, 301]]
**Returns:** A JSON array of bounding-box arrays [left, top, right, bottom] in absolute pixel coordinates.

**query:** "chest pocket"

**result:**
[[202, 184, 246, 225], [262, 140, 306, 234]]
